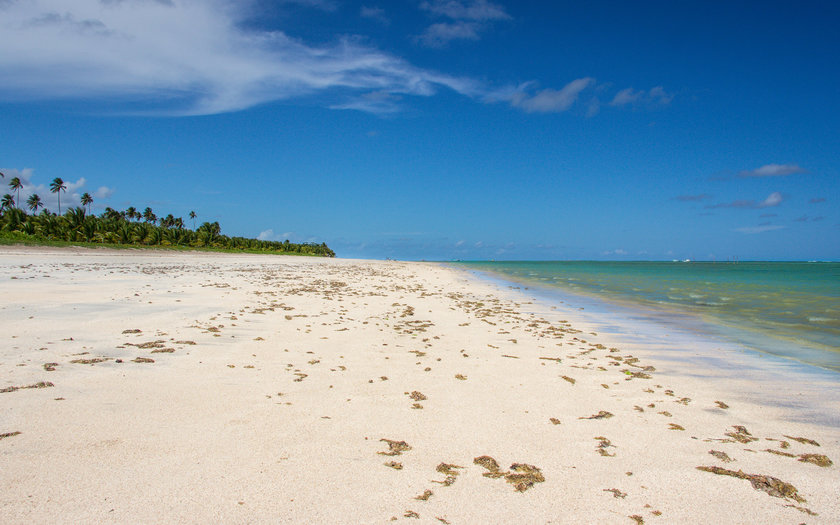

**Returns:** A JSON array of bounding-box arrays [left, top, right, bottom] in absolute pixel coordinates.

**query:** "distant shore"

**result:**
[[1, 247, 837, 523]]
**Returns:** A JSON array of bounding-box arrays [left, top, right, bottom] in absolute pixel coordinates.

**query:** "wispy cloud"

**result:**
[[675, 193, 711, 202], [809, 197, 826, 204], [0, 0, 481, 115], [739, 164, 805, 177], [706, 191, 783, 209], [279, 0, 338, 11], [360, 6, 389, 25], [418, 0, 510, 47], [610, 86, 673, 107], [420, 0, 510, 20], [510, 78, 595, 113], [734, 225, 785, 234]]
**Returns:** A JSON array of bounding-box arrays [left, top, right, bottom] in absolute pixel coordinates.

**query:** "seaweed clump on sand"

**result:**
[[784, 435, 820, 447], [709, 450, 734, 463], [798, 454, 833, 467], [415, 489, 433, 501], [725, 426, 758, 444], [696, 466, 805, 502], [70, 357, 111, 365], [378, 439, 411, 456], [0, 431, 22, 440], [432, 463, 464, 486], [132, 357, 154, 363], [1, 381, 54, 393], [472, 456, 545, 492], [580, 411, 613, 420], [595, 436, 616, 457]]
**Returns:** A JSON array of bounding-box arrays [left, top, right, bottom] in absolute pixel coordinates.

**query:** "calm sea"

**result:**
[[459, 261, 840, 372]]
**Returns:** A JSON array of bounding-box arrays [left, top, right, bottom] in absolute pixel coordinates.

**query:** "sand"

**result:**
[[1, 246, 838, 524]]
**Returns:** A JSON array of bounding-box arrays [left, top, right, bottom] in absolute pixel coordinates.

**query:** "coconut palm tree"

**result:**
[[26, 194, 43, 213], [189, 210, 197, 229], [126, 206, 137, 221], [50, 177, 67, 214], [142, 207, 156, 224], [1, 193, 14, 211], [80, 192, 93, 215], [9, 177, 23, 209]]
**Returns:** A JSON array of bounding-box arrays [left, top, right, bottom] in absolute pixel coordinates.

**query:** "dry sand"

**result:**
[[1, 246, 838, 524]]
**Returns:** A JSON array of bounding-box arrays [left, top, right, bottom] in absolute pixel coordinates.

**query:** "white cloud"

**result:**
[[740, 164, 805, 177], [257, 229, 295, 241], [0, 0, 481, 115], [759, 191, 783, 208], [610, 86, 673, 107], [95, 186, 116, 199], [511, 78, 595, 113], [734, 225, 785, 234]]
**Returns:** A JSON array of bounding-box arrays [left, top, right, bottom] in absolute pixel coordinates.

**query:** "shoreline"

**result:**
[[458, 266, 840, 428], [1, 247, 838, 523], [459, 263, 840, 375]]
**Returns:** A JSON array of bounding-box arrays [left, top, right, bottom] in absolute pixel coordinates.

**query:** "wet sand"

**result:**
[[1, 247, 838, 523]]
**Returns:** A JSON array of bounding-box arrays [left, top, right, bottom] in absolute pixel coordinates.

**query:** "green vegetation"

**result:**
[[0, 201, 335, 257]]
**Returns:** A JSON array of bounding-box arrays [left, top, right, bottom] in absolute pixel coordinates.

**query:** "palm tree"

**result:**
[[189, 210, 196, 229], [9, 177, 23, 209], [143, 207, 156, 224], [1, 193, 14, 211], [126, 206, 137, 221], [50, 177, 67, 214], [26, 194, 43, 213], [80, 192, 93, 215]]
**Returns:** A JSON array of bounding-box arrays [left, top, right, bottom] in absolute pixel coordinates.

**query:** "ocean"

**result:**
[[458, 261, 840, 373]]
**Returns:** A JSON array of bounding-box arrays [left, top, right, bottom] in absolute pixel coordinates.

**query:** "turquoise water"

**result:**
[[459, 261, 840, 372]]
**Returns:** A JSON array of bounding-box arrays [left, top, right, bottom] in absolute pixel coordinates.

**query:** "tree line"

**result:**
[[0, 172, 335, 257]]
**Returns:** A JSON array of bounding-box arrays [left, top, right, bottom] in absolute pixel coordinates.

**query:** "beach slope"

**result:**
[[1, 247, 837, 523]]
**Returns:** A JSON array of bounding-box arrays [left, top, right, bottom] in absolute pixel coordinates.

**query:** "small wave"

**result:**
[[809, 317, 839, 324]]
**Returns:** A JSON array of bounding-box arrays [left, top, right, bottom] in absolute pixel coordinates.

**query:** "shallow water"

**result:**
[[458, 261, 840, 373]]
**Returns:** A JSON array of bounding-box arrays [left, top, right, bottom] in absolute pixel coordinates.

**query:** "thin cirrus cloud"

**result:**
[[417, 0, 510, 47], [509, 78, 595, 113], [739, 164, 806, 177], [734, 225, 785, 234], [360, 6, 389, 25], [706, 192, 783, 210], [674, 193, 711, 202], [610, 86, 673, 107]]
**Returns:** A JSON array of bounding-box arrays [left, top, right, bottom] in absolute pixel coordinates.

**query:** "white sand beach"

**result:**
[[1, 247, 838, 524]]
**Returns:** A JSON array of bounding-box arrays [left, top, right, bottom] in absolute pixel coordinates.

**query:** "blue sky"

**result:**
[[1, 0, 838, 260]]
